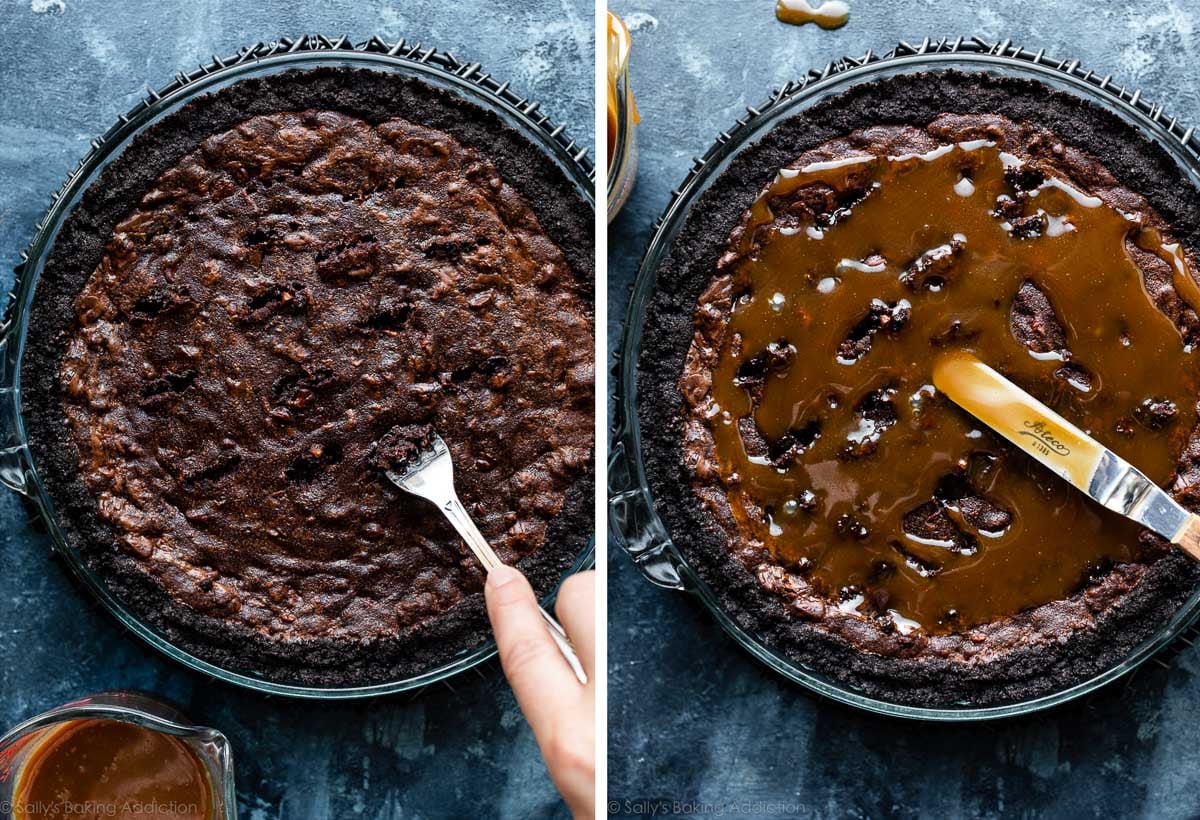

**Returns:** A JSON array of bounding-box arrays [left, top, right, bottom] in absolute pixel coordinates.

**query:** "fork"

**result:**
[[383, 431, 588, 684]]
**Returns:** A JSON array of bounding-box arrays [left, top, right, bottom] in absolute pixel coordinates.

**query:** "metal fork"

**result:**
[[383, 431, 587, 684]]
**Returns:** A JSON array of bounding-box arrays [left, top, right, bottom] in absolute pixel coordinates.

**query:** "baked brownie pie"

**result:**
[[24, 68, 594, 687], [637, 71, 1200, 706]]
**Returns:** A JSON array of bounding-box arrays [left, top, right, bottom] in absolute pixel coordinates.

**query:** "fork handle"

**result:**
[[538, 605, 589, 685], [440, 496, 589, 685], [440, 497, 503, 570]]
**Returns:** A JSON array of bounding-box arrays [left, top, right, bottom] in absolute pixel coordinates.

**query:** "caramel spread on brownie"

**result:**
[[681, 114, 1200, 635], [58, 110, 592, 640]]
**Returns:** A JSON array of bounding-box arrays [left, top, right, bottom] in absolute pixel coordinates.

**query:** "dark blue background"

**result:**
[[607, 2, 1200, 817], [0, 1, 591, 817]]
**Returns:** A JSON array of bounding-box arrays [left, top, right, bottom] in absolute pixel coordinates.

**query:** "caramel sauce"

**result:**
[[606, 92, 617, 165], [775, 0, 850, 29], [699, 142, 1200, 632], [13, 720, 212, 820]]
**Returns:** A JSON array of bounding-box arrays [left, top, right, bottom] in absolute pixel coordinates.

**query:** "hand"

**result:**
[[486, 566, 595, 819]]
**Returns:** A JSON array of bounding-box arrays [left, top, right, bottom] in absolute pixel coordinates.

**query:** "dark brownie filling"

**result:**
[[58, 109, 592, 642], [636, 72, 1200, 706], [375, 423, 438, 475], [24, 68, 594, 686]]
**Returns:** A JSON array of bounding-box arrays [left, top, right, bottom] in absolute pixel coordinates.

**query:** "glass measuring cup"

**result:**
[[0, 691, 235, 819]]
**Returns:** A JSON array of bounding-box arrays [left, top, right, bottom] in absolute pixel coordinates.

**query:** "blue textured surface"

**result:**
[[0, 1, 591, 817], [607, 2, 1200, 817]]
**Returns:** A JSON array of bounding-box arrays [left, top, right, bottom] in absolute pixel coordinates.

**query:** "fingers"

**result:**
[[485, 564, 579, 739], [554, 571, 596, 683], [488, 566, 595, 818]]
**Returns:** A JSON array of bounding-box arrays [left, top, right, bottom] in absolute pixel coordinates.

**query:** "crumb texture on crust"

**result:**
[[637, 72, 1200, 707], [24, 68, 594, 687]]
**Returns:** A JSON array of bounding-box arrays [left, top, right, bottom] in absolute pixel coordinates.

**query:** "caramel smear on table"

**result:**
[[14, 719, 212, 820], [701, 141, 1200, 632], [776, 0, 850, 29]]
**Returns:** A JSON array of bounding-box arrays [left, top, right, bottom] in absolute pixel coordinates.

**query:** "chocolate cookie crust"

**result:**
[[23, 67, 594, 688], [636, 71, 1200, 707]]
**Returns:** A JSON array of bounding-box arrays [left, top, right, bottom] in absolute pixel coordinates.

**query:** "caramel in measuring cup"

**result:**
[[12, 719, 212, 819]]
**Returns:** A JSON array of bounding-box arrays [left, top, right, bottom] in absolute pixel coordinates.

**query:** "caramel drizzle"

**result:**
[[700, 142, 1200, 632]]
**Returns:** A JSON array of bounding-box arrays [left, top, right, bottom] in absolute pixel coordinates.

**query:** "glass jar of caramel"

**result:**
[[607, 10, 639, 221], [0, 691, 235, 820]]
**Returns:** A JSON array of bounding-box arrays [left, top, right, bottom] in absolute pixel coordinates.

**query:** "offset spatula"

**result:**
[[932, 350, 1200, 560]]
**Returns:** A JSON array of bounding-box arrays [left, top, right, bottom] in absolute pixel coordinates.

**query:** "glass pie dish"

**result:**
[[0, 35, 594, 699], [609, 37, 1200, 721]]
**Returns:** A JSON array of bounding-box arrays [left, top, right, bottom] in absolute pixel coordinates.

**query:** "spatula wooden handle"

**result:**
[[1173, 515, 1200, 561]]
